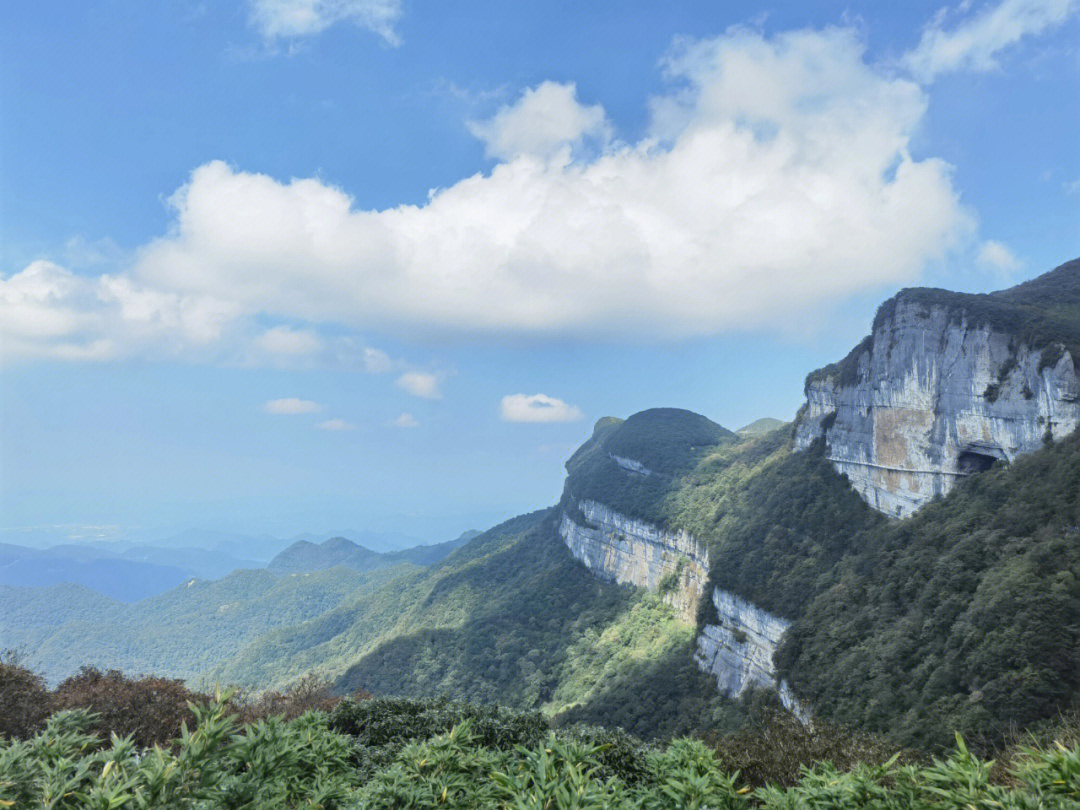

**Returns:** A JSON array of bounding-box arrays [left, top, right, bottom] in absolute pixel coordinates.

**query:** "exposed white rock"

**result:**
[[559, 500, 808, 719], [796, 300, 1080, 517], [694, 590, 808, 720], [559, 500, 708, 622], [610, 454, 652, 476]]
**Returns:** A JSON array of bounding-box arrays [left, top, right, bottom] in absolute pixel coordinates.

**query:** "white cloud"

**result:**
[[264, 397, 322, 414], [390, 411, 418, 428], [362, 346, 394, 373], [396, 371, 442, 399], [500, 393, 584, 423], [256, 325, 323, 355], [0, 261, 405, 368], [316, 417, 356, 430], [903, 0, 1078, 82], [5, 26, 978, 357], [248, 0, 402, 44], [0, 260, 239, 362], [467, 81, 612, 161], [977, 239, 1021, 270]]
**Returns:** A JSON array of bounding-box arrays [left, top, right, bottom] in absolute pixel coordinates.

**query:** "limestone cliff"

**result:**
[[559, 498, 805, 716], [796, 261, 1080, 517], [559, 500, 708, 623], [694, 590, 807, 719]]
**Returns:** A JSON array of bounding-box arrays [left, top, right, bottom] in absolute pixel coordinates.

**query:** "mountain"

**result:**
[[118, 545, 262, 580], [736, 418, 787, 436], [0, 565, 409, 684], [0, 540, 262, 601], [216, 511, 731, 739], [798, 258, 1080, 516], [152, 530, 295, 563], [8, 259, 1078, 750], [269, 537, 384, 573], [0, 543, 196, 602], [269, 530, 483, 573]]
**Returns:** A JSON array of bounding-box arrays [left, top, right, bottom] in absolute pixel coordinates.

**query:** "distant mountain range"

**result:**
[[0, 542, 261, 602], [268, 530, 482, 574], [0, 528, 476, 602]]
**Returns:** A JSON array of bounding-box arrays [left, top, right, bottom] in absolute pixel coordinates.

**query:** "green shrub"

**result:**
[[6, 694, 1080, 810]]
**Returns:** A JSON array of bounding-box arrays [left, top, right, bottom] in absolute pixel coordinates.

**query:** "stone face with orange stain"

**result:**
[[796, 297, 1079, 517], [558, 499, 708, 623]]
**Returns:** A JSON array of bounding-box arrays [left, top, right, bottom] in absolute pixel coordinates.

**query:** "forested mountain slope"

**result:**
[[214, 511, 735, 739], [0, 566, 410, 683], [557, 403, 1080, 747]]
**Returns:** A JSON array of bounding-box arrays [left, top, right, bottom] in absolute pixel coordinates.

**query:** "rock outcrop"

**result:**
[[559, 498, 806, 716], [797, 294, 1080, 517], [609, 454, 652, 476], [559, 500, 708, 623], [694, 589, 807, 719]]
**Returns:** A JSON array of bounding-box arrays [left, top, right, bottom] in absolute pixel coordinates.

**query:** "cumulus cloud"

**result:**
[[127, 29, 970, 339], [0, 260, 239, 362], [316, 417, 356, 430], [248, 0, 402, 44], [390, 411, 418, 428], [396, 371, 442, 399], [467, 82, 612, 161], [0, 261, 403, 368], [903, 0, 1078, 81], [6, 25, 980, 359], [264, 397, 322, 414], [500, 393, 584, 423], [977, 239, 1021, 270]]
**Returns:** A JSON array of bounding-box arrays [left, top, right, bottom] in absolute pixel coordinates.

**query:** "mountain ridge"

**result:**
[[5, 259, 1079, 750]]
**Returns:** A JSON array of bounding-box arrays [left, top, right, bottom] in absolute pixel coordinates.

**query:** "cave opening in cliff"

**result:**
[[957, 450, 999, 474]]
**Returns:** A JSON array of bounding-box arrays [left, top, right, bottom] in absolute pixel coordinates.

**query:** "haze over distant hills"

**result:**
[[0, 527, 469, 602], [269, 530, 482, 574]]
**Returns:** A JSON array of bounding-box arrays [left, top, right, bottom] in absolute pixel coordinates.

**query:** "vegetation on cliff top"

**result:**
[[805, 258, 1080, 389]]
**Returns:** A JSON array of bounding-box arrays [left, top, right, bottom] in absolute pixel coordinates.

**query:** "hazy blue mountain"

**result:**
[[268, 530, 483, 573], [0, 543, 194, 602], [151, 530, 293, 563], [119, 545, 262, 579]]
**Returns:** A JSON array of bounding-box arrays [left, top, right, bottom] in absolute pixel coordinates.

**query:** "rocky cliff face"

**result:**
[[694, 590, 807, 719], [559, 500, 708, 623], [559, 498, 805, 715], [797, 297, 1080, 517]]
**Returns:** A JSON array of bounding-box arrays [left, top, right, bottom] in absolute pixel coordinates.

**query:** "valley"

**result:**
[[3, 260, 1079, 752]]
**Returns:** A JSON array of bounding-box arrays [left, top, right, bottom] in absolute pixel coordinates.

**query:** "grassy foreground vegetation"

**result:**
[[3, 669, 1080, 810]]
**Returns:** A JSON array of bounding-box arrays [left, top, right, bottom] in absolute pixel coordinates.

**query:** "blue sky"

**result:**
[[2, 0, 1079, 544]]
